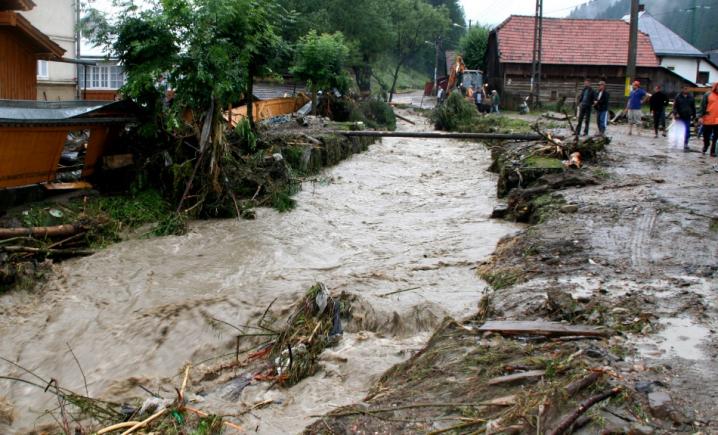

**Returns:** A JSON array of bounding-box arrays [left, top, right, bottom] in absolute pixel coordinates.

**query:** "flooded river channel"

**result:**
[[0, 116, 518, 433]]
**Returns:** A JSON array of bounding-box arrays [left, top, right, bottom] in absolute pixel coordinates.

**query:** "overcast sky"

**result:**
[[460, 0, 592, 26]]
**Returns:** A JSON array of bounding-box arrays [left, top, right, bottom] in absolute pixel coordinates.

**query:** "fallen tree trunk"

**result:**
[[335, 131, 543, 141], [0, 246, 95, 257], [0, 224, 82, 239]]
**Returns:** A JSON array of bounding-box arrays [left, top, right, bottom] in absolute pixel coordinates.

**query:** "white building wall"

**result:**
[[659, 56, 699, 84], [20, 0, 77, 100], [698, 59, 718, 85]]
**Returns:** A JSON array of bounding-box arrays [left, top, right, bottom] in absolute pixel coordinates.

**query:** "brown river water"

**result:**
[[0, 116, 518, 433]]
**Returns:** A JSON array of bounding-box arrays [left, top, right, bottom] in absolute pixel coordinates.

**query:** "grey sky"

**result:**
[[461, 0, 593, 26]]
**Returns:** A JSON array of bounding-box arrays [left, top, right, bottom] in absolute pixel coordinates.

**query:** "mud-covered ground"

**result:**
[[306, 116, 718, 434]]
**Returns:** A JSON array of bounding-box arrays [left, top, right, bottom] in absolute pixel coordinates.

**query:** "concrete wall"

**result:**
[[20, 0, 77, 100]]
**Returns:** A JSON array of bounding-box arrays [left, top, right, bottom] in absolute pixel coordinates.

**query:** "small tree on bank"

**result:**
[[459, 25, 491, 71], [291, 31, 350, 115]]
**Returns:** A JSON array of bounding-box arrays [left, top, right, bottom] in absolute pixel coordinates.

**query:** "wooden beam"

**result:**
[[335, 131, 542, 141], [478, 320, 611, 337]]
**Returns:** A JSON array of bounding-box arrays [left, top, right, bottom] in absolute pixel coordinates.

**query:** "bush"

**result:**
[[431, 91, 480, 131], [349, 99, 397, 130]]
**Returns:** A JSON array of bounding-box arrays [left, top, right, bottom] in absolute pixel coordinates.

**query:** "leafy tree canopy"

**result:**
[[459, 25, 491, 71]]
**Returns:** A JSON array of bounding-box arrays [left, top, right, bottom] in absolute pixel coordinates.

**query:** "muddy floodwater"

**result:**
[[0, 116, 518, 433]]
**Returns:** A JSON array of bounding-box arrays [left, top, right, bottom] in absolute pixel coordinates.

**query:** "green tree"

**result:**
[[291, 31, 350, 114], [387, 0, 450, 102], [324, 0, 392, 94], [459, 25, 490, 71], [87, 0, 285, 212]]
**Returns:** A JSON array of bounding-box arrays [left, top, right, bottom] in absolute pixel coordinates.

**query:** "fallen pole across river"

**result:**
[[334, 130, 543, 141]]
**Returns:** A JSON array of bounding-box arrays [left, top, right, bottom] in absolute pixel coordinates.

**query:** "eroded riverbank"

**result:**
[[307, 116, 718, 434], [0, 112, 518, 433]]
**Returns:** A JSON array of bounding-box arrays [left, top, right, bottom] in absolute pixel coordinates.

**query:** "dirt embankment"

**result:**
[[306, 117, 718, 434]]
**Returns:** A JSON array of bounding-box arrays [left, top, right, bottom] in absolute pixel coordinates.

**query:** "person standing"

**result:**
[[491, 90, 500, 113], [575, 79, 595, 136], [649, 85, 669, 138], [593, 80, 610, 136], [475, 87, 484, 112], [626, 81, 649, 136], [447, 55, 465, 93], [698, 82, 718, 157], [673, 85, 696, 151]]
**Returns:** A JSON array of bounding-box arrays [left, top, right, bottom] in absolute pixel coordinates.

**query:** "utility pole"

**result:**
[[626, 0, 639, 97], [433, 37, 441, 96], [530, 0, 543, 107]]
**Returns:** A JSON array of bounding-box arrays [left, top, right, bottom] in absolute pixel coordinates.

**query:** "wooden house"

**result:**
[[0, 0, 65, 100], [485, 16, 694, 110]]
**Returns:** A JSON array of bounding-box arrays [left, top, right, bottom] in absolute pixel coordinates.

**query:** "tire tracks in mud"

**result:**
[[629, 208, 657, 273]]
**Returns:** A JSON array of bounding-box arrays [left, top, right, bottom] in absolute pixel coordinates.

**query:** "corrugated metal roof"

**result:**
[[623, 12, 704, 57], [253, 82, 306, 100], [0, 100, 136, 123]]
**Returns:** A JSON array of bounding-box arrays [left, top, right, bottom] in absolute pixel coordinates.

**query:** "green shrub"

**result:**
[[431, 91, 480, 131], [349, 99, 396, 130]]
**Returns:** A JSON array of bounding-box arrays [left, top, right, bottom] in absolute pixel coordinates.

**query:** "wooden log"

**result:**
[[0, 224, 81, 239], [548, 387, 622, 435], [487, 370, 546, 386], [478, 321, 611, 338], [393, 112, 416, 125], [334, 131, 543, 141], [0, 246, 95, 256]]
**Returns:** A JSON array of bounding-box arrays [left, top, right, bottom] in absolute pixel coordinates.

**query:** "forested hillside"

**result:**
[[569, 0, 718, 52]]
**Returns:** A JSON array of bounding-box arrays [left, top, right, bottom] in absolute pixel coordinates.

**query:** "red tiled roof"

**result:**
[[495, 15, 658, 67]]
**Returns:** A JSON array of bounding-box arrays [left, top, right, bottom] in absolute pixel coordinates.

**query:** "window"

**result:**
[[697, 71, 709, 85], [79, 64, 126, 89], [37, 60, 48, 79]]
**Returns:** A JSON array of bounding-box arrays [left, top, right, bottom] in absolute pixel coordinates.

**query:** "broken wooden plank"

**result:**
[[487, 370, 546, 386], [478, 321, 611, 338], [393, 112, 416, 125], [44, 181, 93, 190], [334, 131, 543, 141], [478, 394, 516, 406]]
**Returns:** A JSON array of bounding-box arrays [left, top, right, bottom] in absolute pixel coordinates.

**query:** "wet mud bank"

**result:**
[[308, 120, 718, 434], [0, 112, 519, 433]]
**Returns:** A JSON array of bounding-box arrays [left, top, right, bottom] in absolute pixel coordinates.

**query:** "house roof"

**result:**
[[494, 15, 658, 67], [621, 11, 703, 57], [0, 0, 35, 11], [0, 10, 64, 59]]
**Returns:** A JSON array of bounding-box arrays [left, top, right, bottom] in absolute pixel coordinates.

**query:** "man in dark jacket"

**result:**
[[593, 80, 609, 136], [649, 85, 669, 138], [673, 85, 696, 150], [575, 79, 596, 136]]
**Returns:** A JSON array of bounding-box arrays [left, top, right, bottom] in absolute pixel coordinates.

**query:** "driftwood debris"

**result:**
[[487, 370, 546, 386], [478, 321, 611, 338], [0, 224, 82, 240], [548, 387, 623, 435]]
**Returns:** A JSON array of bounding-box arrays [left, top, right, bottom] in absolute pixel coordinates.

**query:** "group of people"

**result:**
[[442, 55, 500, 114], [574, 78, 718, 157], [575, 79, 610, 136], [467, 85, 500, 114]]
